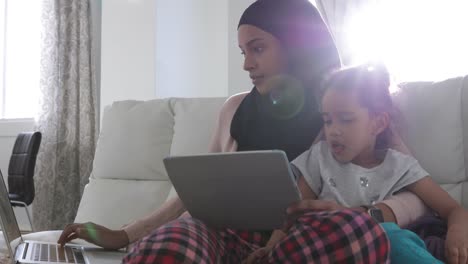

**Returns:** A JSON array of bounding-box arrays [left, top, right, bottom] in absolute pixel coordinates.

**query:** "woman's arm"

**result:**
[[377, 191, 432, 226], [124, 95, 249, 243], [59, 95, 248, 248], [406, 176, 463, 223], [208, 93, 248, 153], [123, 196, 186, 243], [57, 196, 186, 249], [124, 94, 248, 243]]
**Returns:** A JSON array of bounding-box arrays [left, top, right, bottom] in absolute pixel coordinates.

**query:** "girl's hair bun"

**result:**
[[321, 63, 393, 115], [362, 63, 390, 89]]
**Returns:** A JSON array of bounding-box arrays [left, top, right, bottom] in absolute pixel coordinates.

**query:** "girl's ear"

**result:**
[[372, 112, 390, 135]]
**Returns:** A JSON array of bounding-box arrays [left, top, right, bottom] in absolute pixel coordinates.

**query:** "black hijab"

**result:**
[[231, 0, 341, 161]]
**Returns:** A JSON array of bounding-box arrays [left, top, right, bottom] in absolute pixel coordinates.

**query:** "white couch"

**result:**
[[3, 76, 466, 261], [74, 97, 228, 229], [73, 76, 468, 230]]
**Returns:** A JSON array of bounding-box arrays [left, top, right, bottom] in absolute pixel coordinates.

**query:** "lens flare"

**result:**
[[264, 75, 305, 120], [84, 223, 98, 242]]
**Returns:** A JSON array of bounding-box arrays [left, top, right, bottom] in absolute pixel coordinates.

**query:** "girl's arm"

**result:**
[[406, 176, 468, 263], [406, 176, 463, 224], [292, 177, 430, 226], [261, 176, 317, 251], [245, 176, 317, 264], [297, 174, 318, 200]]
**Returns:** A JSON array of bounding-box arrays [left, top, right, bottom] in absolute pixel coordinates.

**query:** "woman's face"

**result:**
[[238, 25, 288, 94]]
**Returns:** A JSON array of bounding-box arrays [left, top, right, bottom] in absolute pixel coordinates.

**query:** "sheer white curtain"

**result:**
[[33, 0, 98, 230], [315, 0, 375, 65]]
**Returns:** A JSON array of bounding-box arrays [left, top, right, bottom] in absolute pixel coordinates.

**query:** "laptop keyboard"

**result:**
[[28, 242, 85, 263]]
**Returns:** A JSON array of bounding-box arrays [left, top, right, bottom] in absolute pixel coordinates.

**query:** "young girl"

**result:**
[[248, 64, 468, 264]]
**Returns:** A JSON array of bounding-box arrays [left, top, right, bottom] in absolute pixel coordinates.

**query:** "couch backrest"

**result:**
[[92, 99, 173, 181], [75, 97, 227, 227], [393, 75, 468, 208], [91, 97, 227, 182], [77, 77, 468, 228]]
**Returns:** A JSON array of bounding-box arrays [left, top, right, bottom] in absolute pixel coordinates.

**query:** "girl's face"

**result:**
[[238, 25, 288, 94], [321, 88, 388, 167]]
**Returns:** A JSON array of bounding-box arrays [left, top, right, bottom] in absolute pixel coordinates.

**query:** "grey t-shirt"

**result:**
[[291, 141, 429, 207]]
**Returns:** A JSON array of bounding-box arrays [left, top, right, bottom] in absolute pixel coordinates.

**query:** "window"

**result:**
[[0, 0, 41, 119], [345, 0, 468, 82]]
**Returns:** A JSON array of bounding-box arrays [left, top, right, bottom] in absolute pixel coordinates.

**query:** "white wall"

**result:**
[[228, 0, 255, 95], [155, 0, 228, 98], [100, 0, 256, 114], [100, 0, 157, 115]]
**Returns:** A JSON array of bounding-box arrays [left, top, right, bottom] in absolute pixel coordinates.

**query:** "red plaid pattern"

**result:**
[[267, 209, 390, 264], [122, 217, 267, 264], [123, 210, 390, 264]]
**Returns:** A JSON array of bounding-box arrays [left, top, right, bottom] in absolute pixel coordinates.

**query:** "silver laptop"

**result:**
[[163, 150, 301, 230], [0, 170, 125, 264]]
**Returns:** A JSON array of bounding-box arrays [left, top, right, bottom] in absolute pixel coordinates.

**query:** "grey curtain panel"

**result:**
[[33, 0, 98, 231]]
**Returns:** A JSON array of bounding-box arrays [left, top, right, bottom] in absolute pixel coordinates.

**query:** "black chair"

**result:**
[[8, 131, 42, 231]]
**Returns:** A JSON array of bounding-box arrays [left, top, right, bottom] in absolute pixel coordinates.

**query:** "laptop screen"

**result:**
[[0, 169, 23, 256]]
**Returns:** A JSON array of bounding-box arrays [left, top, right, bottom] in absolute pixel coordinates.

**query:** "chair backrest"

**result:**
[[8, 131, 42, 205]]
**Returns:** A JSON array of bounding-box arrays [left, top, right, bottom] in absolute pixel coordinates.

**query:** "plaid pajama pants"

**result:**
[[122, 209, 390, 264]]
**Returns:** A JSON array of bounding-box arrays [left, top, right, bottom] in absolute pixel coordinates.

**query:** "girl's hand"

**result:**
[[445, 224, 468, 264], [286, 199, 345, 215], [242, 247, 270, 264], [284, 199, 345, 231]]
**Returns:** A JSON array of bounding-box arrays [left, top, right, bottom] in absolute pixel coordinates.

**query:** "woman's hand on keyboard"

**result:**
[[58, 222, 129, 250]]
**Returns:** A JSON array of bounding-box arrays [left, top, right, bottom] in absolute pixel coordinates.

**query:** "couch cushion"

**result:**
[[78, 97, 228, 226], [164, 97, 226, 202], [394, 76, 468, 207], [92, 99, 174, 181], [169, 97, 226, 155], [75, 178, 172, 229]]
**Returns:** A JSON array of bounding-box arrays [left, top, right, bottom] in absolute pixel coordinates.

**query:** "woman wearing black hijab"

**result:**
[[60, 0, 428, 262], [121, 1, 388, 262], [230, 0, 340, 162]]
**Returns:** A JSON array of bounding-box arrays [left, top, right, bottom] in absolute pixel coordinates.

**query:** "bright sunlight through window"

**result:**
[[346, 0, 468, 82], [1, 0, 41, 119]]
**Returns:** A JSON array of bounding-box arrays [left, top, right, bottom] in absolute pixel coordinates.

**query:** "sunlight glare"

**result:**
[[346, 0, 468, 82], [3, 0, 41, 119]]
